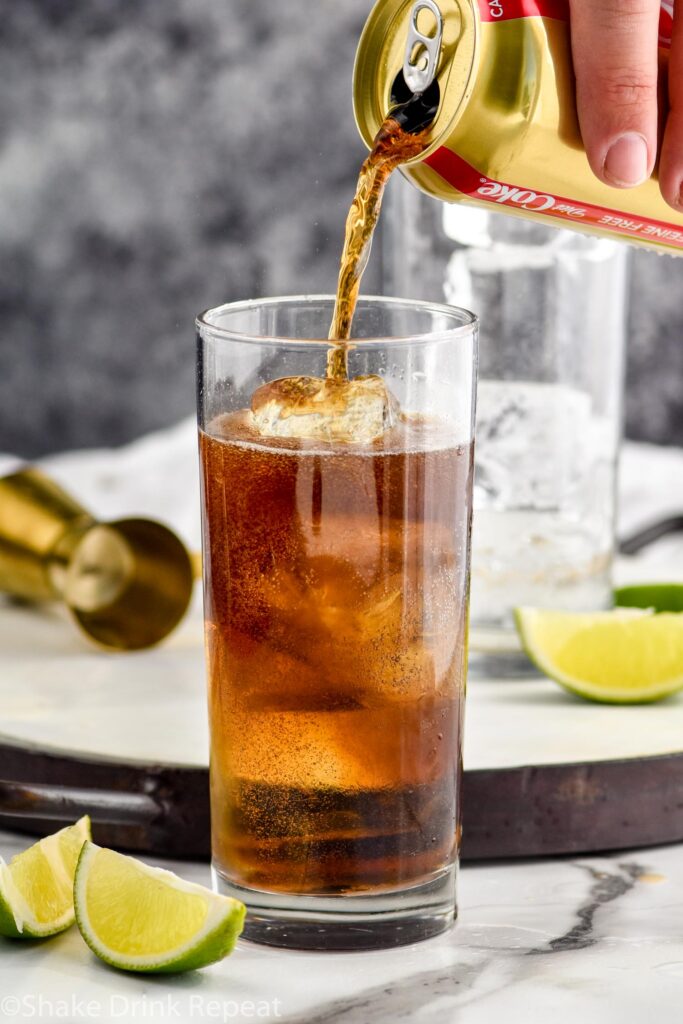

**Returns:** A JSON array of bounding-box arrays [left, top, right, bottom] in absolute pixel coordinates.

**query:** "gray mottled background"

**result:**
[[1, 0, 681, 456]]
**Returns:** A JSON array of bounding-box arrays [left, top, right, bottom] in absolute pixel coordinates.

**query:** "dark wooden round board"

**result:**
[[2, 597, 683, 861]]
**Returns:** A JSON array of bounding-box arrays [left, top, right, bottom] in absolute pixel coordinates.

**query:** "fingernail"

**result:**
[[603, 133, 649, 187]]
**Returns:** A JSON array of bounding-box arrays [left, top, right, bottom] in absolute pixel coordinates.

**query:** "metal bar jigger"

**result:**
[[0, 467, 194, 650]]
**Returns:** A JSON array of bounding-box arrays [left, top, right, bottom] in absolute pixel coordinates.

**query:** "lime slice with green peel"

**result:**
[[74, 842, 246, 973], [0, 816, 91, 938], [615, 583, 683, 614], [515, 607, 683, 704]]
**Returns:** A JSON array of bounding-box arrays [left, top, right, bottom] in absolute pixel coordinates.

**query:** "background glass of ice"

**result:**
[[383, 179, 628, 669]]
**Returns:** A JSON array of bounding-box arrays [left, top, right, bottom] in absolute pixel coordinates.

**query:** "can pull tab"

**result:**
[[402, 0, 444, 95]]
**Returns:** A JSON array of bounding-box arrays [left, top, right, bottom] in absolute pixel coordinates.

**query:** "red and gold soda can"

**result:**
[[353, 0, 683, 253]]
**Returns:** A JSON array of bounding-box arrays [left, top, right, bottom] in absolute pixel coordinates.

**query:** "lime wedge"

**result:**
[[615, 583, 683, 613], [515, 607, 683, 703], [74, 842, 245, 973], [0, 816, 91, 938]]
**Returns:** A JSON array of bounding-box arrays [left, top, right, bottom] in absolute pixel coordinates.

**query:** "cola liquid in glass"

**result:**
[[201, 410, 472, 894]]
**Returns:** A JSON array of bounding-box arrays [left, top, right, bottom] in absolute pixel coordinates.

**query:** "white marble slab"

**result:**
[[1, 827, 682, 1023]]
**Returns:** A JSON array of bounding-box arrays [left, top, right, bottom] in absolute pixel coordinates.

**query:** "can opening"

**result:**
[[390, 70, 441, 134]]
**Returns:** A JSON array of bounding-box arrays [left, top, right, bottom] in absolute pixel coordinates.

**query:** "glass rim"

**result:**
[[196, 294, 478, 348]]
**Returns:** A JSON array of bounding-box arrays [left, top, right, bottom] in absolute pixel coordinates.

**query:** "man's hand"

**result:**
[[569, 0, 682, 211]]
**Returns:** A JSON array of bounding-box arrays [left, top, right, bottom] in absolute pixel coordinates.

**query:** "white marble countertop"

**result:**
[[2, 421, 683, 1021], [2, 826, 683, 1023]]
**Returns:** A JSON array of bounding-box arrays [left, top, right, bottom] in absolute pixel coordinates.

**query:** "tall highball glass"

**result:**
[[197, 295, 477, 950]]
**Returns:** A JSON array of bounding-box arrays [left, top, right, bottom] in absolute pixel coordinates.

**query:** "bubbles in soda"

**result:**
[[201, 411, 472, 893]]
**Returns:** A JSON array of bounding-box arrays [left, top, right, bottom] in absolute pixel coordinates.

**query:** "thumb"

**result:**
[[569, 0, 660, 188]]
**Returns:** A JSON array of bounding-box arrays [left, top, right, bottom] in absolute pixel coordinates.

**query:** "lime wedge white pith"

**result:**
[[74, 842, 245, 973], [0, 816, 91, 938], [515, 607, 683, 703]]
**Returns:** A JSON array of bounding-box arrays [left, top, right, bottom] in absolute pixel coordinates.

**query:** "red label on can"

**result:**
[[477, 0, 568, 22], [659, 0, 674, 47], [424, 148, 683, 249], [476, 0, 672, 48]]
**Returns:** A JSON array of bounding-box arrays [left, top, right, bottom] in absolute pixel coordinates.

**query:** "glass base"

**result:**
[[212, 865, 456, 951]]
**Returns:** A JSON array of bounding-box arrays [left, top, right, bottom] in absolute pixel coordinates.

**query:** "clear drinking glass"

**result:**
[[196, 295, 477, 950], [383, 178, 628, 668]]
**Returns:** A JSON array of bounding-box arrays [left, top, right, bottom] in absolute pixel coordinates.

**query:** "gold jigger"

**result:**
[[0, 468, 196, 650]]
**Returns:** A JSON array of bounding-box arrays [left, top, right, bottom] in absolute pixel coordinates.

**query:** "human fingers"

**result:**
[[569, 0, 660, 189], [658, 2, 683, 210]]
